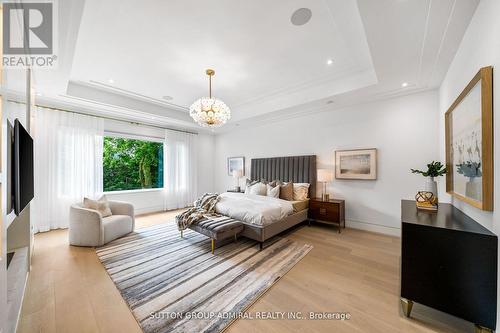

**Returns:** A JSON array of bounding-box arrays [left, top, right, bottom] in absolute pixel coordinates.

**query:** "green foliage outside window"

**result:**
[[103, 137, 164, 191]]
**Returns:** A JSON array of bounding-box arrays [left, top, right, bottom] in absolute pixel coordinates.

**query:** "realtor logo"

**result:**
[[2, 1, 57, 68]]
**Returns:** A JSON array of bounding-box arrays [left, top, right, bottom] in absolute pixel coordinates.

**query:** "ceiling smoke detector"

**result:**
[[162, 95, 173, 101], [291, 8, 312, 26]]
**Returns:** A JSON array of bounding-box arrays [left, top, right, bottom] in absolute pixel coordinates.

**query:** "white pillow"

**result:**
[[266, 184, 280, 198], [244, 180, 259, 194], [83, 195, 112, 217], [248, 182, 267, 196], [293, 183, 310, 201]]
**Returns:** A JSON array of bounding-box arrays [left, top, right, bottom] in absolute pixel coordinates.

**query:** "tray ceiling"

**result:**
[[20, 0, 479, 130]]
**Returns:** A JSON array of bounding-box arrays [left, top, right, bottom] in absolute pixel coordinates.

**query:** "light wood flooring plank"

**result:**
[[17, 211, 473, 333]]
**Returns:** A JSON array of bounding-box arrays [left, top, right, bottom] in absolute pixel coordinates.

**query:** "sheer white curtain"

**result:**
[[31, 106, 104, 232], [164, 129, 197, 210]]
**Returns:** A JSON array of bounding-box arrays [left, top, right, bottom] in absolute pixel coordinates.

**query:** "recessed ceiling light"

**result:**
[[401, 82, 409, 88], [326, 100, 334, 104], [327, 59, 333, 65], [108, 78, 114, 84], [291, 8, 312, 26], [162, 95, 173, 101]]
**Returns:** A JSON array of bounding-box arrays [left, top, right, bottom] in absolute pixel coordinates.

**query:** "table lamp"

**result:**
[[232, 170, 243, 192], [317, 169, 333, 201]]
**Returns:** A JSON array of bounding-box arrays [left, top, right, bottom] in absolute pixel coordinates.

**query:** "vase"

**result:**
[[424, 177, 438, 201], [465, 177, 482, 201]]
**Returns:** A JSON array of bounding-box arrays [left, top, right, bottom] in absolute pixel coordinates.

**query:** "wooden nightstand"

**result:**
[[308, 198, 345, 233], [227, 189, 244, 193]]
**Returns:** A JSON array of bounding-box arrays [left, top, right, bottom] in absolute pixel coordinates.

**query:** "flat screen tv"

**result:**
[[14, 119, 34, 215]]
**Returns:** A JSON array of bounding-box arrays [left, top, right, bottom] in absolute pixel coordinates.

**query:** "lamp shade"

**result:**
[[317, 169, 333, 182], [232, 170, 243, 178]]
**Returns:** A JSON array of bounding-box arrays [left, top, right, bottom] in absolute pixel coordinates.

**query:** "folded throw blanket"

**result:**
[[176, 193, 220, 230]]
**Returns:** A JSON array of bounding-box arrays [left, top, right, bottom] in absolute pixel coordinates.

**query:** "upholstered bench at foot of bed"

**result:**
[[182, 216, 244, 254]]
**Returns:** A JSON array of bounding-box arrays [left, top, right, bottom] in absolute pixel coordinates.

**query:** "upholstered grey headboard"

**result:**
[[250, 155, 317, 198]]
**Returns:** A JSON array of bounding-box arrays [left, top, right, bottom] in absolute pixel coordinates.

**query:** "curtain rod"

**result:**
[[7, 99, 199, 135]]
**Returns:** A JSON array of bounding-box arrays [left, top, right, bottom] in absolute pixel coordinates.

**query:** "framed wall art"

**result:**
[[445, 66, 493, 211], [335, 149, 377, 180], [227, 156, 245, 176]]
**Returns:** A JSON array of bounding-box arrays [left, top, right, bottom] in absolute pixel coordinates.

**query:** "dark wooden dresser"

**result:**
[[401, 200, 497, 332], [308, 198, 345, 233]]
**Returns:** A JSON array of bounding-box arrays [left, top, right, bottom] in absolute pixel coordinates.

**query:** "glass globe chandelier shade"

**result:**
[[189, 97, 231, 128], [189, 69, 231, 128]]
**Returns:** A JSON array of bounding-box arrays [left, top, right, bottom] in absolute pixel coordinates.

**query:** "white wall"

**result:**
[[438, 0, 500, 231], [103, 120, 215, 214], [437, 0, 500, 325], [214, 90, 440, 235]]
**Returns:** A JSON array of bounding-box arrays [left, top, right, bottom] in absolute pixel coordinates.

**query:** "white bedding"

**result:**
[[215, 192, 294, 226]]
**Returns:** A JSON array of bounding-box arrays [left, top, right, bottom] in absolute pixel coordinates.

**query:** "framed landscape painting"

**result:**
[[227, 156, 245, 176], [445, 66, 493, 211], [335, 149, 377, 180]]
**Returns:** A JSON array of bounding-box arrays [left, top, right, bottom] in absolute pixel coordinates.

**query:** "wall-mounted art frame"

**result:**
[[335, 148, 377, 180], [227, 156, 245, 176], [445, 66, 493, 211]]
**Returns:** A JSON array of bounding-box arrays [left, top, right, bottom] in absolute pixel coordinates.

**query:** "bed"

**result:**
[[216, 155, 316, 247]]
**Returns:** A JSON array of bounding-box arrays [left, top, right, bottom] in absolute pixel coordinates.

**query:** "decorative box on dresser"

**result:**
[[308, 198, 345, 233], [400, 200, 497, 333]]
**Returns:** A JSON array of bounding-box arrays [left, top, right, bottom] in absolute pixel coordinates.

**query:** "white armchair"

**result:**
[[69, 200, 135, 247]]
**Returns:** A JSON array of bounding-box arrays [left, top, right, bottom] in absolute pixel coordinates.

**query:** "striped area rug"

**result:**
[[96, 221, 312, 333]]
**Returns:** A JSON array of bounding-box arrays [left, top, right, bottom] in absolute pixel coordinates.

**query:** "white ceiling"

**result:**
[[17, 0, 479, 132]]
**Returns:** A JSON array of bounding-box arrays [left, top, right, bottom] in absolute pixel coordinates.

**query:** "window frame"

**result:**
[[102, 131, 165, 193]]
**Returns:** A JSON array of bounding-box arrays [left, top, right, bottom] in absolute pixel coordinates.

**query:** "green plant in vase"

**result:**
[[411, 161, 447, 203]]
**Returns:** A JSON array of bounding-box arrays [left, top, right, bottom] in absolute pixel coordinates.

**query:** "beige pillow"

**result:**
[[83, 195, 112, 217], [293, 183, 310, 201], [266, 184, 280, 198], [279, 182, 294, 201]]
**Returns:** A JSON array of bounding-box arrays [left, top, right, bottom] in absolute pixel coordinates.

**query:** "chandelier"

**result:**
[[189, 69, 231, 128]]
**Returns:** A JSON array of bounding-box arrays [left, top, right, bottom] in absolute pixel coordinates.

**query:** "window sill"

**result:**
[[104, 188, 165, 195]]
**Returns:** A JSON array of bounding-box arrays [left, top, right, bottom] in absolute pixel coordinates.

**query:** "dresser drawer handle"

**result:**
[[319, 208, 327, 215]]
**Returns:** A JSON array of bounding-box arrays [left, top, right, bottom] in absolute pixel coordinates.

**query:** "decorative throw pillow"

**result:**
[[269, 179, 283, 187], [249, 182, 267, 196], [279, 182, 294, 201], [266, 184, 280, 198], [293, 183, 310, 201], [83, 195, 112, 217], [245, 179, 259, 194]]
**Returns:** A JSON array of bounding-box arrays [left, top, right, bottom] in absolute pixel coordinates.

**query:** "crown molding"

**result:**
[[233, 63, 369, 108], [217, 86, 437, 134], [2, 88, 212, 134], [82, 80, 189, 112]]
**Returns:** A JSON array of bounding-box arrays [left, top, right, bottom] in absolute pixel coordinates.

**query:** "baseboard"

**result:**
[[346, 219, 401, 237]]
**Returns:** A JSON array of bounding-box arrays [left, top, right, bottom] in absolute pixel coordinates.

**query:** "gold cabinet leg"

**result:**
[[475, 325, 493, 333], [211, 239, 215, 254], [400, 298, 413, 318]]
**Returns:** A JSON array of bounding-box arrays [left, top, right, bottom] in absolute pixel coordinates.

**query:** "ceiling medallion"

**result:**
[[189, 69, 231, 128]]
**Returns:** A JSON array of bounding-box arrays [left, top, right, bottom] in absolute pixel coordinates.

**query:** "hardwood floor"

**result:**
[[17, 211, 473, 333]]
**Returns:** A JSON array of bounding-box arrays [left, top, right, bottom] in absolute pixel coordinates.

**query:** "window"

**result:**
[[103, 136, 164, 192]]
